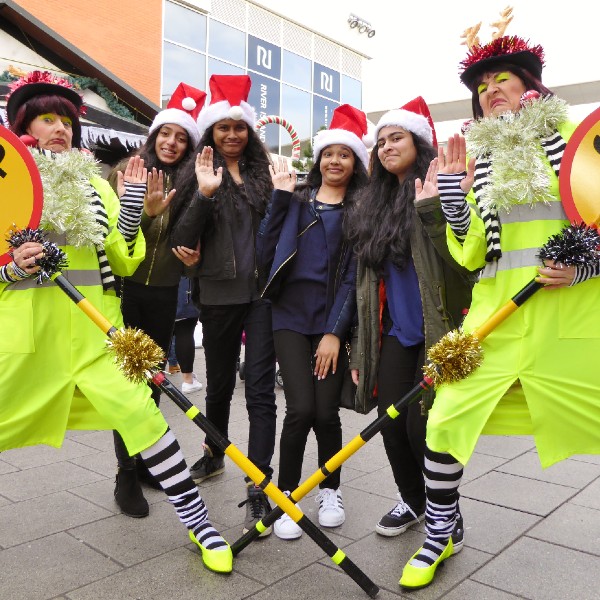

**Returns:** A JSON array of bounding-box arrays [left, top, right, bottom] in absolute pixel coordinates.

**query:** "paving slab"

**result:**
[[472, 536, 600, 600], [461, 470, 577, 516]]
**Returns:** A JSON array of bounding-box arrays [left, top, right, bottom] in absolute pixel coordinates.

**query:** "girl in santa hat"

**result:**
[[108, 82, 206, 518], [348, 97, 473, 550], [257, 104, 370, 540], [170, 74, 277, 537]]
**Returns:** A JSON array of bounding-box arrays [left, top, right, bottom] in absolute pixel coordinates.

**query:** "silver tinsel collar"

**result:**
[[32, 149, 105, 248], [466, 96, 569, 212]]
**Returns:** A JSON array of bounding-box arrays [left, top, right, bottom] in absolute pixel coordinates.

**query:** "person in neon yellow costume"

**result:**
[[399, 28, 600, 590]]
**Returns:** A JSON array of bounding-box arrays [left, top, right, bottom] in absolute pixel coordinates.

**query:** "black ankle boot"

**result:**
[[114, 467, 149, 518]]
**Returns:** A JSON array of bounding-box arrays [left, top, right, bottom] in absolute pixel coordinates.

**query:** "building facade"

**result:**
[[6, 0, 369, 158], [162, 0, 367, 156]]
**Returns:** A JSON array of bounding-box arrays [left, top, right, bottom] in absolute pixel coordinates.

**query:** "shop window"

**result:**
[[208, 20, 245, 67], [282, 50, 311, 91], [164, 1, 206, 51]]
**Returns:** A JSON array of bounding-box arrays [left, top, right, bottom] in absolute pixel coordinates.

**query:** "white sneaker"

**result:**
[[316, 488, 345, 527], [274, 491, 302, 540], [274, 512, 302, 540], [181, 374, 203, 394]]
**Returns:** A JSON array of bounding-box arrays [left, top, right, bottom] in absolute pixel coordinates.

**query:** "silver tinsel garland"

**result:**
[[32, 149, 105, 248], [466, 96, 569, 213]]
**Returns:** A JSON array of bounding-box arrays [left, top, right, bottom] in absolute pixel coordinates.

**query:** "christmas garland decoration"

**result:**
[[32, 149, 105, 248], [466, 95, 569, 212]]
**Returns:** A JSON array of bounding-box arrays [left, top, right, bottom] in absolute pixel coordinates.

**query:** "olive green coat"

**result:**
[[349, 195, 474, 413]]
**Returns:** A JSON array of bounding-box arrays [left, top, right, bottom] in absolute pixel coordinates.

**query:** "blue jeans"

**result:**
[[200, 299, 277, 478]]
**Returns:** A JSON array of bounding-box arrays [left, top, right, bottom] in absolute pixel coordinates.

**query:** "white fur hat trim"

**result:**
[[197, 100, 256, 136], [312, 128, 369, 168], [149, 108, 200, 147], [374, 109, 432, 146]]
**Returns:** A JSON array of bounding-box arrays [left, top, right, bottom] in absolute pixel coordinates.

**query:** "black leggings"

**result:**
[[274, 329, 346, 492], [114, 279, 178, 468], [172, 318, 198, 373], [377, 335, 427, 510]]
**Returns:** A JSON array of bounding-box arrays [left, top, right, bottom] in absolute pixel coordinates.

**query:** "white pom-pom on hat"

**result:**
[[229, 105, 244, 120], [182, 97, 196, 111]]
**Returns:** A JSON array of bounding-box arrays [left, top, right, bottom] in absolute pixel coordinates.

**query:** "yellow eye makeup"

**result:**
[[39, 114, 72, 127], [478, 72, 511, 95]]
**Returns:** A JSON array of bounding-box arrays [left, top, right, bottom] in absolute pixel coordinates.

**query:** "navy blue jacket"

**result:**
[[256, 188, 356, 341]]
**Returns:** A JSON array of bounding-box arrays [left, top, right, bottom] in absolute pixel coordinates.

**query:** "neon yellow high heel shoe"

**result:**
[[399, 538, 454, 589], [188, 530, 233, 573]]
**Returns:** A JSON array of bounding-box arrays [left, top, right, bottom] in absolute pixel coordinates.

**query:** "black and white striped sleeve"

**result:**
[[437, 172, 471, 240], [571, 261, 600, 286], [0, 262, 28, 283], [117, 182, 146, 244]]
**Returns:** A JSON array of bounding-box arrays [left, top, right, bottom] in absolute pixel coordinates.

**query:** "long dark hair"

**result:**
[[10, 94, 81, 147], [348, 132, 436, 272], [169, 122, 273, 228], [469, 63, 554, 119], [296, 148, 369, 238]]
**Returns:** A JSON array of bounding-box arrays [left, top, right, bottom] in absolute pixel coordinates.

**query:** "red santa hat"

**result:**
[[196, 74, 256, 136], [149, 82, 206, 147], [374, 96, 437, 148], [312, 104, 371, 168]]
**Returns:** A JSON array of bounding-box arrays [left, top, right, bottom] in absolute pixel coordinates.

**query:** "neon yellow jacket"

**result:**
[[427, 121, 600, 468], [0, 177, 167, 455]]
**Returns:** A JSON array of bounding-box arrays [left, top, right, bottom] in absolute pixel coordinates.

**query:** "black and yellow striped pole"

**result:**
[[153, 372, 379, 597]]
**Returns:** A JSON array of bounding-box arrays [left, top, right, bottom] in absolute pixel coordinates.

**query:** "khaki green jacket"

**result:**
[[349, 195, 475, 413]]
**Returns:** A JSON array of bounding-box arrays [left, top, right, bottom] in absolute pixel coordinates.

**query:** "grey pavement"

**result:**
[[2, 346, 600, 600]]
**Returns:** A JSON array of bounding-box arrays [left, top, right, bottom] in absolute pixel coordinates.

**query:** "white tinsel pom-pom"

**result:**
[[229, 105, 244, 120], [181, 97, 196, 111]]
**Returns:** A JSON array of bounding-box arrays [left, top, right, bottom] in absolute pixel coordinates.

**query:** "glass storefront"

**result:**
[[162, 0, 362, 155]]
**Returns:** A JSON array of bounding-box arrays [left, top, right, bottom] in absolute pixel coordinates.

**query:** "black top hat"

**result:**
[[459, 36, 545, 91], [5, 72, 84, 124]]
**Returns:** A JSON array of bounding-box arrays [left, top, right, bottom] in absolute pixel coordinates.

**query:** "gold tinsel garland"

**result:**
[[107, 328, 165, 383], [423, 330, 483, 387]]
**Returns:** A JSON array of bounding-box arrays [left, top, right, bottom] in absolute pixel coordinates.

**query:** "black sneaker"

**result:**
[[451, 511, 464, 554], [189, 447, 225, 483], [239, 482, 272, 537], [375, 494, 425, 537]]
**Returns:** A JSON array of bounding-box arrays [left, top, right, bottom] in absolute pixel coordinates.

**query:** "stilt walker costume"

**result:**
[[399, 11, 600, 590], [0, 71, 232, 574]]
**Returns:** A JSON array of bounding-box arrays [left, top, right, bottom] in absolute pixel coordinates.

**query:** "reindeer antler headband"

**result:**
[[458, 6, 545, 90]]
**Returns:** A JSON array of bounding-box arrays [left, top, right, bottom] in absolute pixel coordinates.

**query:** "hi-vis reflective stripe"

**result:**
[[45, 232, 68, 245], [6, 269, 102, 290], [480, 248, 541, 279], [498, 201, 566, 225]]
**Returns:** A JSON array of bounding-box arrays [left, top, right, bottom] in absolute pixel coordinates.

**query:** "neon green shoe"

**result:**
[[188, 530, 233, 574], [399, 538, 453, 590]]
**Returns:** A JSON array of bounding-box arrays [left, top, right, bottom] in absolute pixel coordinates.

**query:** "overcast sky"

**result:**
[[254, 0, 599, 119]]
